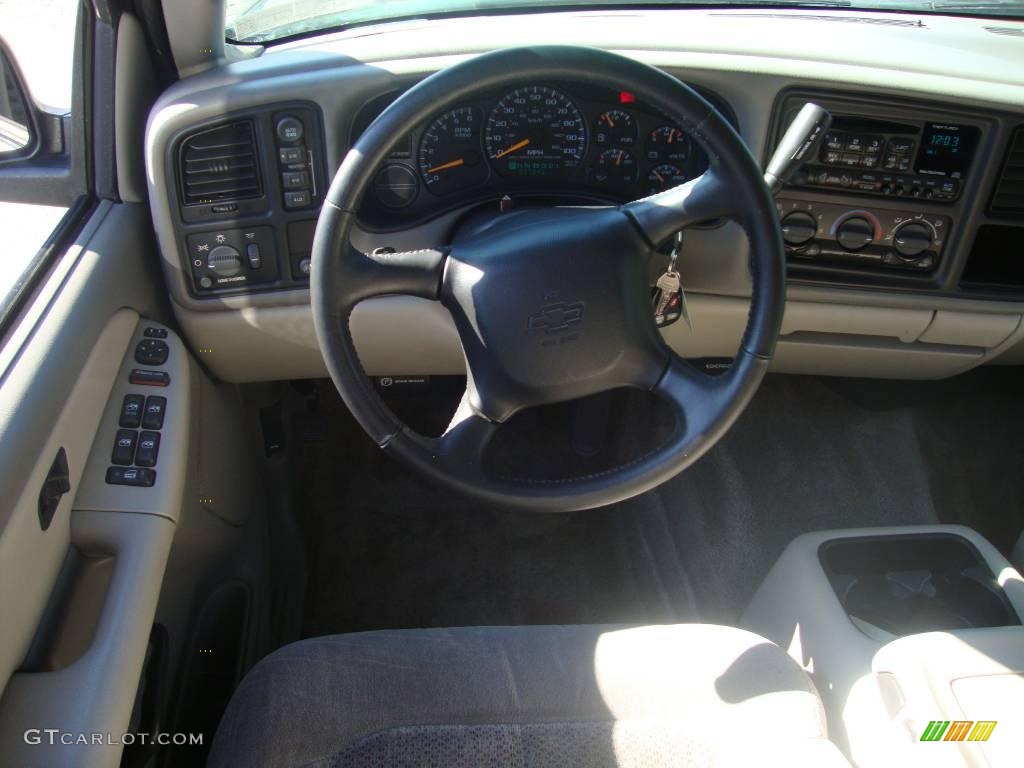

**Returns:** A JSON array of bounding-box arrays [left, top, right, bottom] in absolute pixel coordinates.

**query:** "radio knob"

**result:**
[[207, 245, 242, 277], [893, 222, 933, 259], [780, 211, 817, 246], [836, 216, 874, 251]]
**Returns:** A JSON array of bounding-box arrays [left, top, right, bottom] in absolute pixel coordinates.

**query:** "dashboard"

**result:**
[[143, 9, 1024, 384], [353, 82, 728, 228]]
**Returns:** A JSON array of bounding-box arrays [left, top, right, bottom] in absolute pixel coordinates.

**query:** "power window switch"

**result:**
[[135, 431, 160, 467], [142, 396, 166, 430], [106, 466, 156, 487], [112, 429, 137, 466], [119, 394, 145, 428]]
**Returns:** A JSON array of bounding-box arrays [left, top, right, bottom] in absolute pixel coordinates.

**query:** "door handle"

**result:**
[[38, 447, 71, 530]]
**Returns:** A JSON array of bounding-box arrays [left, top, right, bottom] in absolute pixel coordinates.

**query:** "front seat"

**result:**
[[209, 624, 849, 767]]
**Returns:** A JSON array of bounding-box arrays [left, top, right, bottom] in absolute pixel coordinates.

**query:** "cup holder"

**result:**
[[819, 534, 1020, 637]]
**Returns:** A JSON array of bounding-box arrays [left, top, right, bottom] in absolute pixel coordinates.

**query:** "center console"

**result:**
[[768, 90, 992, 285], [744, 526, 1024, 768]]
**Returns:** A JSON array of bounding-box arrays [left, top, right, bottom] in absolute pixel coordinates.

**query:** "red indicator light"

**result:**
[[619, 91, 636, 104]]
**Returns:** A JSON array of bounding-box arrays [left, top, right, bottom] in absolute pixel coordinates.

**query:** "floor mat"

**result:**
[[290, 369, 1024, 635]]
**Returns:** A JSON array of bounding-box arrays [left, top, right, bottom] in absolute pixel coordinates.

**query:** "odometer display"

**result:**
[[417, 107, 486, 196], [485, 86, 586, 179]]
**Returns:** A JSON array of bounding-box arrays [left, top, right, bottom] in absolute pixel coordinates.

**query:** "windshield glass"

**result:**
[[225, 0, 1024, 43]]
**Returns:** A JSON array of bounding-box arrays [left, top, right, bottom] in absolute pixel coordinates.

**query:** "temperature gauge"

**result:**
[[593, 148, 638, 187], [646, 126, 690, 163]]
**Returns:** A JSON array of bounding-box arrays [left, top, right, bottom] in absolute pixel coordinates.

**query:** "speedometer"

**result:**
[[485, 86, 586, 179]]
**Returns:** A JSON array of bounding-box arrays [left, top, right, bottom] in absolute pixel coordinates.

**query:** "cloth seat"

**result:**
[[209, 624, 849, 767]]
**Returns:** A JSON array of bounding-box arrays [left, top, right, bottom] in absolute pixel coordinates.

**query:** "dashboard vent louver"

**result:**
[[180, 121, 261, 205], [989, 126, 1024, 219]]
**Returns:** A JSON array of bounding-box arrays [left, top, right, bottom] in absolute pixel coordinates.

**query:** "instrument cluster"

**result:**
[[357, 81, 733, 229]]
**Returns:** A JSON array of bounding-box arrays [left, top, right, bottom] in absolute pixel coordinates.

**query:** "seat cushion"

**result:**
[[209, 624, 848, 768]]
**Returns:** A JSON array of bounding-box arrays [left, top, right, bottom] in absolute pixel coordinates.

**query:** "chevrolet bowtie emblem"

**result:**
[[528, 301, 585, 334]]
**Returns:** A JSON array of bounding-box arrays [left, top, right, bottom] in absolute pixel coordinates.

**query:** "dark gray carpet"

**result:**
[[289, 368, 1024, 635]]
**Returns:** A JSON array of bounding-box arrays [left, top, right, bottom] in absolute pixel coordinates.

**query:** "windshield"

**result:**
[[225, 0, 1024, 43]]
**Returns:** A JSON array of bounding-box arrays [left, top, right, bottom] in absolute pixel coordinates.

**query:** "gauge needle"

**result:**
[[602, 114, 615, 128], [653, 169, 665, 183], [492, 138, 530, 160], [615, 150, 623, 166], [426, 158, 464, 174]]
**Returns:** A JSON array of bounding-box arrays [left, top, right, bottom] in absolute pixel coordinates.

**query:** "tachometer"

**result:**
[[485, 86, 586, 179], [418, 107, 487, 196]]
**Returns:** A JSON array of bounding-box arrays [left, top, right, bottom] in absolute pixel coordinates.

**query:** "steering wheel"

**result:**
[[311, 46, 785, 512]]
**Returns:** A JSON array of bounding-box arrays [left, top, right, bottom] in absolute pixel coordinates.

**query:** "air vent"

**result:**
[[989, 127, 1024, 218], [180, 121, 261, 206]]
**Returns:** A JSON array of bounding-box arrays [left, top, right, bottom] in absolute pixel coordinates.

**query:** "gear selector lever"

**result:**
[[764, 102, 832, 194]]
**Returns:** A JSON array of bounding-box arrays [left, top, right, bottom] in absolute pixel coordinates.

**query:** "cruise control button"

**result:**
[[119, 394, 145, 428], [142, 396, 166, 430], [106, 466, 156, 487], [112, 429, 138, 466], [135, 431, 160, 467]]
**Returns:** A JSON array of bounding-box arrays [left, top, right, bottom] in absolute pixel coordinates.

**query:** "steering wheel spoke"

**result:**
[[339, 243, 449, 304], [623, 167, 732, 246], [654, 355, 726, 444]]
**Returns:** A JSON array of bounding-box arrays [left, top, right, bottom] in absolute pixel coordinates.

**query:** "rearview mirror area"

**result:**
[[0, 36, 36, 158]]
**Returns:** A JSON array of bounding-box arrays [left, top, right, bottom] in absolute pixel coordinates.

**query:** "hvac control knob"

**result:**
[[836, 216, 874, 251], [207, 245, 242, 278], [893, 222, 933, 259], [780, 211, 817, 246]]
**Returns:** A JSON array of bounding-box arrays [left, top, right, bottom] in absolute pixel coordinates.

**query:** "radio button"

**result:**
[[825, 132, 844, 151]]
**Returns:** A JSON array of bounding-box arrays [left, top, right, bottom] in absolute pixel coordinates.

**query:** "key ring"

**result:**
[[668, 231, 682, 274]]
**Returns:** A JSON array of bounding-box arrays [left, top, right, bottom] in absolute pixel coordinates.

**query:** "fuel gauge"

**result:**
[[594, 109, 637, 147], [646, 126, 690, 163]]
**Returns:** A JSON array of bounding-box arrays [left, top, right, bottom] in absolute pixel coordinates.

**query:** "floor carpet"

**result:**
[[289, 368, 1024, 635]]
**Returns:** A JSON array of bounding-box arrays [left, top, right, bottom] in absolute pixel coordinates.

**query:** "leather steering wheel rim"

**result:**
[[311, 46, 785, 512]]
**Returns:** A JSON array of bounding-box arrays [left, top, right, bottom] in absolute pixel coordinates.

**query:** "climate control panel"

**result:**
[[776, 198, 950, 272]]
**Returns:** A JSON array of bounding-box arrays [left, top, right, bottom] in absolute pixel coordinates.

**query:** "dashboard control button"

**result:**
[[298, 258, 311, 277], [246, 243, 262, 270], [207, 245, 242, 278], [282, 170, 310, 190], [135, 338, 169, 366], [824, 132, 844, 151], [284, 190, 312, 209], [276, 116, 304, 143], [780, 211, 817, 246], [279, 146, 305, 164], [199, 276, 213, 289], [112, 429, 138, 466], [142, 396, 167, 430], [143, 327, 168, 339], [106, 466, 155, 487], [211, 203, 238, 214], [119, 394, 145, 428], [893, 222, 933, 259], [130, 369, 170, 387], [836, 217, 874, 251], [135, 431, 160, 467]]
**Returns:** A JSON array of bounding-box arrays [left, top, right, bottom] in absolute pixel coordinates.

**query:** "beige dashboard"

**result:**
[[145, 9, 1024, 383]]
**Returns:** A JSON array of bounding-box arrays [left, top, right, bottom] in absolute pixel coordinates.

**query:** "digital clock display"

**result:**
[[916, 123, 979, 178]]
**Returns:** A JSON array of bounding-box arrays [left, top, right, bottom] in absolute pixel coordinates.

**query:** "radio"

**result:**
[[786, 120, 980, 204], [776, 198, 950, 272]]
